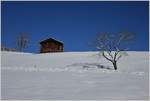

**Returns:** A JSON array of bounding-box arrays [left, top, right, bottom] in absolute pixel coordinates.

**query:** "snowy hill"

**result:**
[[1, 51, 149, 100]]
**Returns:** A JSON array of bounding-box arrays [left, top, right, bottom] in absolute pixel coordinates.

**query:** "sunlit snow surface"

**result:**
[[1, 51, 149, 100]]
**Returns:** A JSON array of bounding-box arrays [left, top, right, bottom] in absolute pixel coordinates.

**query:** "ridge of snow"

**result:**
[[1, 51, 149, 100]]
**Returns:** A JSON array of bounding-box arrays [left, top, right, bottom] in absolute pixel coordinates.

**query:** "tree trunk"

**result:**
[[112, 61, 117, 70]]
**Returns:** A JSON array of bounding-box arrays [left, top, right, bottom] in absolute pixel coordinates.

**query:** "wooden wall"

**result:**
[[40, 41, 63, 53]]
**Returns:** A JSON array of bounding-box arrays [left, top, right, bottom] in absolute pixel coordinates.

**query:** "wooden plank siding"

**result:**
[[40, 38, 64, 53]]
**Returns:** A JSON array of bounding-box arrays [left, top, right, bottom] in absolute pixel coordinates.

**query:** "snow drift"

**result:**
[[1, 51, 149, 100]]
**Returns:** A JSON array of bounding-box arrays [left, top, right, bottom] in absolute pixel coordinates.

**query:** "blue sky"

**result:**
[[1, 1, 149, 53]]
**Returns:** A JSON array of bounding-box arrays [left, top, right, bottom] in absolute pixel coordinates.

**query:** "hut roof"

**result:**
[[40, 38, 63, 45]]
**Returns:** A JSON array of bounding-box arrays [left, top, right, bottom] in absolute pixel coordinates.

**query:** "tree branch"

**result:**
[[114, 50, 121, 61], [102, 52, 113, 62], [116, 54, 122, 61]]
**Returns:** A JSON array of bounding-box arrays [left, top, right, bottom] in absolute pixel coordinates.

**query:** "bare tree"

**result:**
[[94, 31, 135, 70], [16, 33, 29, 52]]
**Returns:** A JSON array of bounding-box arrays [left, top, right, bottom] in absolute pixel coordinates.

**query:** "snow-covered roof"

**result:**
[[40, 37, 64, 45]]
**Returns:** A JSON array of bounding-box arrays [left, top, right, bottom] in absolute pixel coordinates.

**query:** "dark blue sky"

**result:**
[[1, 1, 149, 53]]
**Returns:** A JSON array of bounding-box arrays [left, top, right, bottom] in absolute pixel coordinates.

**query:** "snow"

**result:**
[[1, 51, 149, 100]]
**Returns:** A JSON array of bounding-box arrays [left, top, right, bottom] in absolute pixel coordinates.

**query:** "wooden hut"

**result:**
[[40, 38, 64, 53]]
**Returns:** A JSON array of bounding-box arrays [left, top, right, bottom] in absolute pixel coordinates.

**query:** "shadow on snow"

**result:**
[[67, 63, 113, 70]]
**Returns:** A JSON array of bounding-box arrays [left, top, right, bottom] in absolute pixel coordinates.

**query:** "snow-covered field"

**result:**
[[1, 51, 149, 100]]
